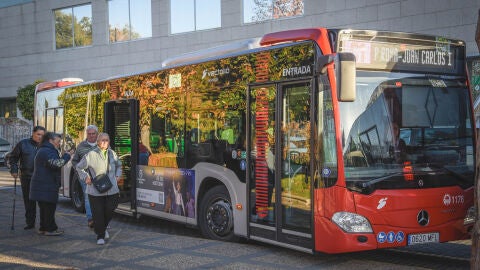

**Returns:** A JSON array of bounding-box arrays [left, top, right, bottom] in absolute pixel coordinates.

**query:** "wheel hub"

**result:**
[[206, 200, 233, 236]]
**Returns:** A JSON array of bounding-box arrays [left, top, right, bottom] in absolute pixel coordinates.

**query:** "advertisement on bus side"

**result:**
[[136, 165, 195, 218]]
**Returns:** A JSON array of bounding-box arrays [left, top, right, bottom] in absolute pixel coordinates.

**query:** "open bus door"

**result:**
[[248, 81, 314, 252], [104, 99, 139, 216]]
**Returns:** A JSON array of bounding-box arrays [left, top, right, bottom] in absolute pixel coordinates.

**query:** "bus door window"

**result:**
[[280, 82, 311, 233], [105, 101, 136, 203], [249, 85, 276, 225]]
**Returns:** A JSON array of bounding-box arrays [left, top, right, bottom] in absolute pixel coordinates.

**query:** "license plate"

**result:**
[[408, 232, 439, 245]]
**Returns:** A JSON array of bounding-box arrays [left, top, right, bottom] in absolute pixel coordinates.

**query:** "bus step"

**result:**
[[115, 203, 135, 216]]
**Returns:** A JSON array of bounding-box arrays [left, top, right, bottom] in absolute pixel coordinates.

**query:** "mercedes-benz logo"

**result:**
[[417, 179, 424, 187], [417, 210, 429, 226]]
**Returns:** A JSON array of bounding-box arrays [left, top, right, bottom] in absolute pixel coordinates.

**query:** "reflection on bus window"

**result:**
[[145, 113, 183, 168], [341, 72, 474, 192]]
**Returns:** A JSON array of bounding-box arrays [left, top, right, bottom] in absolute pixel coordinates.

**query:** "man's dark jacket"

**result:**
[[30, 142, 70, 203], [9, 138, 39, 178]]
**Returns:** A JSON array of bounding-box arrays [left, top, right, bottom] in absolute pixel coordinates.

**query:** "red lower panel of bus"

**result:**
[[314, 216, 470, 254], [314, 186, 473, 254]]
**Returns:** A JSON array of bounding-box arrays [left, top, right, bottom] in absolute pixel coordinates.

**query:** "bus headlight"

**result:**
[[332, 212, 373, 233], [464, 206, 476, 225]]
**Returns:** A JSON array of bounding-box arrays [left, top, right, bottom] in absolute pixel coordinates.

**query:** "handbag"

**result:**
[[92, 173, 113, 193], [90, 150, 113, 193]]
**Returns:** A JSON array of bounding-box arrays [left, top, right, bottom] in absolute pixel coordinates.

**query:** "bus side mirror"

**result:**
[[335, 52, 356, 102], [317, 52, 356, 102]]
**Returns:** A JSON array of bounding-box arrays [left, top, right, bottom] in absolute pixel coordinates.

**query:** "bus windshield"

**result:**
[[340, 71, 474, 194]]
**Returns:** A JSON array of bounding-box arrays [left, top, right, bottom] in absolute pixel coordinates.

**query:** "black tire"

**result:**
[[71, 172, 85, 213], [199, 185, 237, 241]]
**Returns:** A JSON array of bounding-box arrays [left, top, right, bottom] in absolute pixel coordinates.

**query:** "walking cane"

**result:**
[[11, 174, 17, 231]]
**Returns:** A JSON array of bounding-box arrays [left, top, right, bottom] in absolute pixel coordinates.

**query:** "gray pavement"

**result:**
[[0, 167, 473, 269]]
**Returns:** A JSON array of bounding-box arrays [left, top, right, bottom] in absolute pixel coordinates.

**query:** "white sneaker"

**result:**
[[104, 230, 109, 240], [97, 238, 105, 245]]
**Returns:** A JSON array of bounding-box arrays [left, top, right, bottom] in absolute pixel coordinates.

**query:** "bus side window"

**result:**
[[221, 127, 235, 144], [190, 128, 198, 145]]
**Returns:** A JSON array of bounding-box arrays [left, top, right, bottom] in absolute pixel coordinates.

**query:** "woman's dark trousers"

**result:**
[[89, 194, 119, 239], [38, 201, 58, 232]]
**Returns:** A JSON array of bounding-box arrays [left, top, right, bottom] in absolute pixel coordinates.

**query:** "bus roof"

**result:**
[[36, 78, 83, 92]]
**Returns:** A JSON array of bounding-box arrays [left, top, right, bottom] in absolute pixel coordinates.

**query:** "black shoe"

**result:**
[[24, 225, 34, 230]]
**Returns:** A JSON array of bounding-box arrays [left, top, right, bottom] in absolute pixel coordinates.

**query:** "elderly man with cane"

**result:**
[[9, 126, 45, 230]]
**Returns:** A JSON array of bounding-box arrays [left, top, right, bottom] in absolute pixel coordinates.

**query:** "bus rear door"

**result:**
[[248, 81, 313, 252], [104, 99, 139, 216]]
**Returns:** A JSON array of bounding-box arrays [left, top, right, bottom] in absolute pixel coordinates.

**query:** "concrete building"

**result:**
[[1, 0, 479, 121]]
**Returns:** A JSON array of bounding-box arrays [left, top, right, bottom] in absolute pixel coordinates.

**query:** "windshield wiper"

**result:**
[[354, 172, 403, 194], [429, 164, 472, 185]]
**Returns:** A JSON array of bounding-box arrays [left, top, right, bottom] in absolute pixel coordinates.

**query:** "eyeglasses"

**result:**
[[100, 139, 109, 142]]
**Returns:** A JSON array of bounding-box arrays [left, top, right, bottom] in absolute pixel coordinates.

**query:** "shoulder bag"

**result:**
[[90, 151, 113, 193]]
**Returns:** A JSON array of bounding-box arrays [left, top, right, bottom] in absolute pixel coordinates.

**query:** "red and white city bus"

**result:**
[[34, 28, 476, 254]]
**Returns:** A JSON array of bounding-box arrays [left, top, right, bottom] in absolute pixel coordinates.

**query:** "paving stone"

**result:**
[[251, 250, 319, 268], [79, 246, 163, 262], [194, 242, 261, 258], [42, 256, 103, 269], [1, 233, 65, 246], [136, 253, 219, 269], [210, 262, 279, 270], [141, 235, 213, 250]]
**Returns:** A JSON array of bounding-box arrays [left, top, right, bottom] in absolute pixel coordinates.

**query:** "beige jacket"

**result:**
[[76, 146, 122, 196]]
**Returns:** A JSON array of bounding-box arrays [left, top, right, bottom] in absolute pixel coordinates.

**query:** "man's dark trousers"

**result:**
[[20, 176, 36, 227]]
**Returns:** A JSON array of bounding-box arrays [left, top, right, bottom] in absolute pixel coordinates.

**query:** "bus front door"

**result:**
[[104, 99, 139, 216], [248, 82, 313, 252]]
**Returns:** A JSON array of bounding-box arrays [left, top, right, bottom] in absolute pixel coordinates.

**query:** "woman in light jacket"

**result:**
[[76, 132, 122, 245]]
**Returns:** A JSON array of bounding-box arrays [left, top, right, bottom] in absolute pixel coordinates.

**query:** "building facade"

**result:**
[[1, 0, 479, 121]]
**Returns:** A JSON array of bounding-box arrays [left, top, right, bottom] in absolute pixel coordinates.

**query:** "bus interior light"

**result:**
[[332, 212, 373, 233]]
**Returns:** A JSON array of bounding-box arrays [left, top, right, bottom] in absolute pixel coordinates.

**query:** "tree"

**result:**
[[251, 0, 304, 22], [16, 80, 43, 121], [55, 10, 92, 49], [74, 16, 92, 46], [55, 10, 73, 49], [109, 24, 141, 42]]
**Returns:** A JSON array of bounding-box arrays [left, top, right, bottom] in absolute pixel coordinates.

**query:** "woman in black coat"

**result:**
[[30, 132, 73, 236]]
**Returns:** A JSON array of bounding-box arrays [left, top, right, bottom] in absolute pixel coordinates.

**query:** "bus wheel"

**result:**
[[71, 173, 85, 213], [199, 185, 236, 241]]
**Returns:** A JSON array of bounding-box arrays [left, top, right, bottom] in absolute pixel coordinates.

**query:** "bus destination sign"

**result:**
[[338, 35, 462, 74]]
